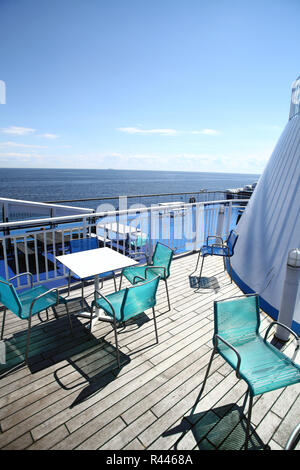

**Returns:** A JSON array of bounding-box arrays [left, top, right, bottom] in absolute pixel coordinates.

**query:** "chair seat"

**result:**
[[19, 285, 66, 319], [92, 288, 149, 322], [122, 265, 165, 284], [218, 335, 300, 396], [201, 245, 229, 257]]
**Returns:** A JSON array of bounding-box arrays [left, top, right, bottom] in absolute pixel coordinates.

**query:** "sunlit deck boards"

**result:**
[[0, 252, 299, 451]]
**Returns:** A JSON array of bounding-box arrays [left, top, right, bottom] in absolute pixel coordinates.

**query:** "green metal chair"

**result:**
[[194, 230, 238, 283], [0, 273, 73, 364], [119, 242, 174, 311], [200, 294, 300, 449], [91, 276, 160, 367]]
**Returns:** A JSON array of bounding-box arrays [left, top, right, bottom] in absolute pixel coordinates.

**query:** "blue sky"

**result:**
[[0, 0, 299, 173]]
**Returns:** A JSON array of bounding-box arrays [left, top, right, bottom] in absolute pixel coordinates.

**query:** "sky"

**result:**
[[0, 0, 299, 174]]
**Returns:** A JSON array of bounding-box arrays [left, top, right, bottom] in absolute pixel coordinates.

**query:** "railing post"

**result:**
[[225, 201, 232, 236], [194, 203, 204, 250], [276, 248, 300, 342], [216, 204, 225, 239]]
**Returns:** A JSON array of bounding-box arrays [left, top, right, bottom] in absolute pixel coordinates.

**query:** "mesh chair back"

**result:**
[[0, 276, 22, 317], [69, 237, 98, 253], [152, 242, 173, 279], [214, 295, 260, 344], [121, 276, 160, 321], [226, 230, 238, 256]]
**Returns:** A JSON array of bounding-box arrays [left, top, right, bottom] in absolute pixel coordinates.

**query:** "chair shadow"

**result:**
[[189, 275, 220, 293], [164, 402, 268, 451], [53, 338, 130, 408], [0, 298, 131, 401]]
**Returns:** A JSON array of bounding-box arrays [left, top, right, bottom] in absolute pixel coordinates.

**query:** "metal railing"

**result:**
[[0, 199, 247, 289], [43, 189, 252, 210]]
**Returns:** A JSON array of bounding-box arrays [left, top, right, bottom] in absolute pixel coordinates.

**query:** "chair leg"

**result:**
[[152, 307, 159, 343], [199, 255, 205, 280], [194, 250, 202, 273], [25, 315, 33, 364], [200, 347, 217, 396], [165, 278, 171, 311], [112, 322, 120, 368], [228, 257, 232, 283], [113, 272, 117, 291], [65, 302, 73, 336], [245, 392, 254, 450], [1, 307, 6, 340], [52, 305, 59, 320]]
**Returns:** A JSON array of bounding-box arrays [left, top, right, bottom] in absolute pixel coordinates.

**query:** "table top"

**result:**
[[56, 247, 138, 278]]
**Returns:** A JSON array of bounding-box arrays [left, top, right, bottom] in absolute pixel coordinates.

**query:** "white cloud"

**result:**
[[39, 133, 59, 139], [0, 127, 60, 139], [0, 141, 48, 149], [117, 127, 178, 136], [1, 126, 36, 135], [117, 126, 220, 136], [191, 129, 220, 135], [0, 152, 34, 158]]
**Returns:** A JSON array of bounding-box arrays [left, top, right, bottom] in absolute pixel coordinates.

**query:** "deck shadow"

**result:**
[[0, 317, 84, 376], [0, 298, 129, 377], [165, 403, 268, 450], [0, 312, 130, 406]]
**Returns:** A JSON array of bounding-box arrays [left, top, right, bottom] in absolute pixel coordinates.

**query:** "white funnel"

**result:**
[[231, 77, 300, 333]]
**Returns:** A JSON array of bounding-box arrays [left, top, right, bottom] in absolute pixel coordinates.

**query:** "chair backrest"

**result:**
[[0, 276, 22, 317], [226, 230, 238, 256], [152, 242, 173, 278], [214, 295, 260, 344], [121, 276, 160, 321], [69, 237, 98, 253]]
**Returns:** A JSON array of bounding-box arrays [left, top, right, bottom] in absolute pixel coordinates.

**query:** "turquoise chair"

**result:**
[[200, 294, 300, 449], [194, 230, 238, 283], [68, 237, 116, 295], [0, 273, 72, 364], [120, 242, 174, 311], [91, 276, 160, 367]]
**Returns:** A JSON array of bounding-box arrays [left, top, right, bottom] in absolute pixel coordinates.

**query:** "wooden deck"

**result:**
[[0, 252, 299, 451]]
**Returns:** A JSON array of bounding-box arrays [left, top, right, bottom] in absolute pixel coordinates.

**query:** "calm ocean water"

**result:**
[[0, 168, 260, 210]]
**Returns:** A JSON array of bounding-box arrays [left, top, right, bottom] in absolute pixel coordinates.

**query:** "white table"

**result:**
[[57, 247, 138, 328]]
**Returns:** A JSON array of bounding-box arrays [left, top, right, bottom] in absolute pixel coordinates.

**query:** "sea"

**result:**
[[0, 168, 260, 211]]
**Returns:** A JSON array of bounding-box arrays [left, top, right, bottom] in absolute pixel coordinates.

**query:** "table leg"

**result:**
[[94, 274, 100, 321], [71, 275, 99, 331]]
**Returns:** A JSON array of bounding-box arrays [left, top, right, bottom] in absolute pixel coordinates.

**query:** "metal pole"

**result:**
[[276, 248, 300, 342]]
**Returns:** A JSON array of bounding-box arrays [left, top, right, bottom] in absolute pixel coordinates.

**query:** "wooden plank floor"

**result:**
[[0, 252, 299, 451]]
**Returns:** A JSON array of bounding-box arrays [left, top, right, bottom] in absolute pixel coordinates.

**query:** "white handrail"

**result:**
[[0, 199, 246, 288], [0, 199, 248, 229]]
